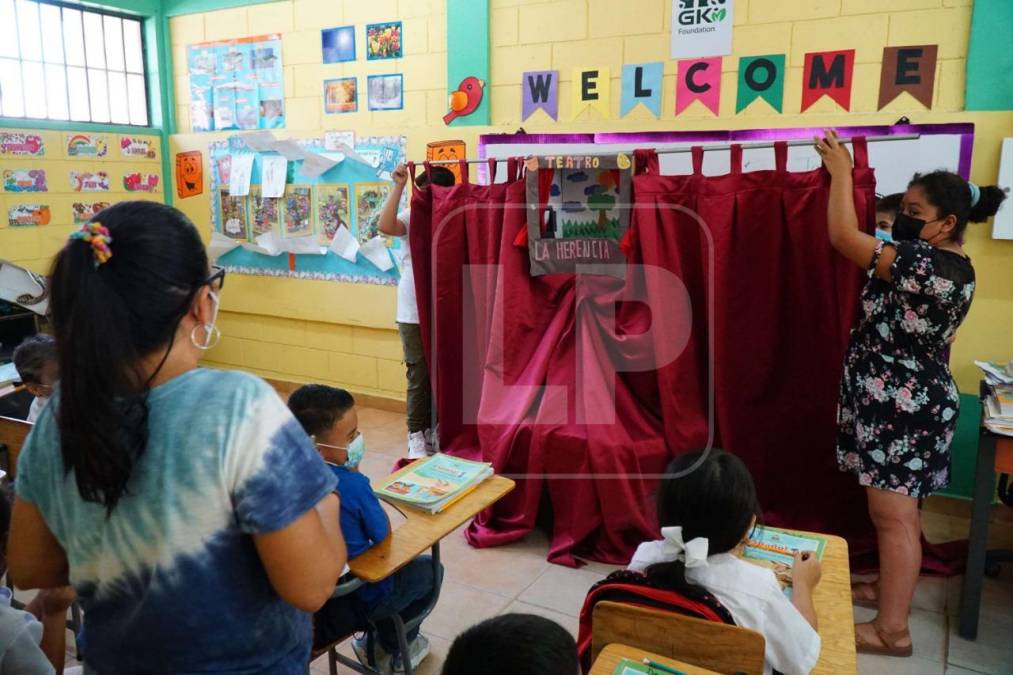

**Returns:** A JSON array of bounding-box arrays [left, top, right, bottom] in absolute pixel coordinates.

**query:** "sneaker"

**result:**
[[352, 634, 393, 675], [423, 428, 436, 456], [391, 634, 431, 673], [407, 431, 427, 460]]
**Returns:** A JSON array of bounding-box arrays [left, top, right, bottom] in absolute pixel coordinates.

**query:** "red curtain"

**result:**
[[409, 142, 930, 568]]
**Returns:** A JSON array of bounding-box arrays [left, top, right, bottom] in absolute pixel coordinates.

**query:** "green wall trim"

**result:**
[[445, 0, 490, 127], [0, 118, 158, 135], [164, 0, 282, 18]]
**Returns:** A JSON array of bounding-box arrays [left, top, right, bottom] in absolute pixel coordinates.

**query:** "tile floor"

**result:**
[[44, 405, 1013, 674]]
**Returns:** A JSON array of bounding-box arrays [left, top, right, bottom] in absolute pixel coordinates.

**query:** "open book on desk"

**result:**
[[374, 454, 493, 514], [741, 526, 825, 598]]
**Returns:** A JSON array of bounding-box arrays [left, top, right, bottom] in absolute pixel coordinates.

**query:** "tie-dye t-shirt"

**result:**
[[15, 368, 338, 675]]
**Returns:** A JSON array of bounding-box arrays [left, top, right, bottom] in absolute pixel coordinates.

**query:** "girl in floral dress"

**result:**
[[816, 130, 1006, 659]]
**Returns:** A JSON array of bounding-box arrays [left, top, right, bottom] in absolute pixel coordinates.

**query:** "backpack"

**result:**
[[576, 570, 736, 673]]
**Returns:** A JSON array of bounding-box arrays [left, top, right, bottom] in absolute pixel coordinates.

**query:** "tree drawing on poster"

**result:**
[[188, 34, 285, 132]]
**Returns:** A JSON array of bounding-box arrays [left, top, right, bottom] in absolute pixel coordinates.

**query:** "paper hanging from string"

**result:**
[[260, 155, 287, 198], [228, 154, 254, 196]]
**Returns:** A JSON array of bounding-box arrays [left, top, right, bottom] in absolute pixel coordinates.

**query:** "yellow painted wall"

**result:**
[[168, 0, 1013, 400], [1, 130, 163, 274]]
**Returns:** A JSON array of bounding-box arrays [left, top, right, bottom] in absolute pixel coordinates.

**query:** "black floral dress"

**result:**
[[837, 239, 975, 497]]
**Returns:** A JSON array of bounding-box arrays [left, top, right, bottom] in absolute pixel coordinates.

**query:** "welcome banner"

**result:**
[[522, 70, 559, 121], [878, 45, 937, 110], [801, 49, 855, 112], [676, 57, 722, 115], [736, 54, 785, 113], [621, 62, 664, 118], [571, 67, 612, 119]]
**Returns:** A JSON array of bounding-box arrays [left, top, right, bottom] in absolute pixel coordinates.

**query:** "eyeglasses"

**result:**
[[205, 265, 226, 292]]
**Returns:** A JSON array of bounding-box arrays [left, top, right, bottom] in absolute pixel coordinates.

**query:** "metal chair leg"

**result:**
[[329, 647, 338, 675], [393, 615, 412, 675]]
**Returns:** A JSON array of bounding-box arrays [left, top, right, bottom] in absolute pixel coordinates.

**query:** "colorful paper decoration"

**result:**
[[176, 151, 204, 199], [316, 184, 352, 246], [249, 187, 281, 237], [676, 57, 721, 115], [878, 45, 937, 110], [219, 188, 249, 240], [736, 54, 785, 113], [321, 25, 356, 63], [801, 50, 855, 112], [571, 67, 612, 119], [621, 62, 663, 118], [0, 132, 44, 157], [365, 21, 403, 60], [283, 186, 313, 237], [66, 134, 107, 157], [324, 77, 358, 114], [522, 70, 559, 121], [444, 76, 485, 125], [7, 204, 50, 227], [120, 137, 157, 159], [71, 202, 111, 224], [671, 0, 734, 59], [427, 140, 467, 184], [124, 172, 160, 193], [3, 169, 47, 192], [354, 183, 392, 243]]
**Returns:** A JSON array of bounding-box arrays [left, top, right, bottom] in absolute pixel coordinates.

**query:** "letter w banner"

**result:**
[[522, 70, 559, 121], [736, 54, 785, 113], [878, 45, 937, 110], [801, 49, 855, 112], [676, 57, 722, 115]]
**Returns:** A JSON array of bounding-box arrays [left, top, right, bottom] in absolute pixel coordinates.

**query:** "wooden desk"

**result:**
[[0, 414, 30, 478], [790, 529, 856, 675], [348, 473, 515, 583], [590, 643, 720, 675]]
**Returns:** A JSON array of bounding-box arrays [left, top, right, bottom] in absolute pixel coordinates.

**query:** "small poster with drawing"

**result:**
[[354, 182, 390, 244], [316, 184, 351, 246], [283, 185, 313, 237], [250, 187, 281, 237], [219, 189, 249, 240]]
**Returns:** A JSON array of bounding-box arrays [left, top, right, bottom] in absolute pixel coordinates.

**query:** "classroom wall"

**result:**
[[166, 0, 1013, 403], [1, 129, 164, 273]]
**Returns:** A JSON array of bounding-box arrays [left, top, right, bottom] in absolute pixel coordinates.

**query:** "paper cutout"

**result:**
[[0, 132, 44, 157], [521, 70, 558, 121], [242, 230, 285, 256], [368, 74, 404, 111], [671, 0, 734, 59], [360, 236, 395, 271], [228, 154, 255, 196], [802, 50, 855, 112], [4, 169, 47, 192], [209, 231, 240, 260], [427, 140, 466, 184], [219, 189, 249, 240], [259, 155, 287, 199], [621, 62, 663, 118], [321, 25, 355, 63], [282, 235, 323, 255], [324, 131, 356, 151], [444, 76, 486, 125], [354, 183, 391, 243], [7, 204, 50, 227], [316, 184, 352, 245], [269, 139, 306, 161], [124, 173, 160, 193], [366, 21, 403, 60], [878, 45, 937, 110], [736, 54, 785, 113], [329, 224, 360, 262], [65, 134, 107, 158], [283, 186, 313, 237], [324, 77, 358, 114], [176, 151, 203, 198], [571, 67, 611, 119], [72, 202, 111, 225], [299, 152, 340, 180], [69, 171, 107, 192], [676, 57, 721, 115], [188, 34, 285, 131], [120, 137, 157, 159], [447, 0, 491, 126], [242, 130, 277, 152]]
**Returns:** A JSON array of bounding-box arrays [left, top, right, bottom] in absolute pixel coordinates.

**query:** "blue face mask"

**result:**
[[875, 228, 893, 242], [343, 433, 366, 468]]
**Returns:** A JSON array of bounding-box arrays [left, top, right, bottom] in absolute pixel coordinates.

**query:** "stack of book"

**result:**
[[976, 360, 1013, 387], [984, 384, 1013, 437], [375, 454, 493, 514]]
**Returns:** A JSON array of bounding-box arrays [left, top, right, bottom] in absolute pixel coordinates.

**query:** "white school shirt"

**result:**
[[395, 208, 418, 324], [26, 396, 47, 424]]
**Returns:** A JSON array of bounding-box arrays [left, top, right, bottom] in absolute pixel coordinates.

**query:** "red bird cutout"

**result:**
[[444, 76, 485, 125]]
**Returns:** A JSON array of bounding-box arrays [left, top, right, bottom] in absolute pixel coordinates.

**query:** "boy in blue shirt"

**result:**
[[289, 385, 440, 674]]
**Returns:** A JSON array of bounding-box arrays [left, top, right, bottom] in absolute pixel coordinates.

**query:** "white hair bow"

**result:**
[[659, 526, 710, 568]]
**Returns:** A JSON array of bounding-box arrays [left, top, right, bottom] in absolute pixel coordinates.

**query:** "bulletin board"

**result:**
[[208, 134, 407, 285]]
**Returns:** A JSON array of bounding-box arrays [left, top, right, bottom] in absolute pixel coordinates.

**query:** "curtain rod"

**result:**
[[416, 134, 920, 165]]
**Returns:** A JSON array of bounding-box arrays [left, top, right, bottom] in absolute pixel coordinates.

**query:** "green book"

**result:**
[[612, 657, 687, 675]]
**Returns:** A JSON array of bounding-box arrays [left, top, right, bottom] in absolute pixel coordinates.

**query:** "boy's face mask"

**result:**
[[343, 433, 366, 468], [874, 228, 893, 242]]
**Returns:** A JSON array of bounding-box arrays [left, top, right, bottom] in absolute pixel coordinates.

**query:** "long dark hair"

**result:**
[[908, 171, 1007, 238], [646, 449, 761, 602], [48, 201, 209, 513]]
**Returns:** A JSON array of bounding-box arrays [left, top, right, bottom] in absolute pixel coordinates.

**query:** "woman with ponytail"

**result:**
[[7, 202, 347, 674], [629, 449, 823, 675], [817, 130, 1007, 657]]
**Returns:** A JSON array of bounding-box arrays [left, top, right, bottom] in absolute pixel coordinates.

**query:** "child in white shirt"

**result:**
[[12, 335, 57, 424], [628, 449, 822, 675]]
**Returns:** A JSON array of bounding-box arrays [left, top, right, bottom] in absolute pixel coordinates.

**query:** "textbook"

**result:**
[[612, 658, 687, 675], [742, 526, 826, 597], [375, 454, 493, 514]]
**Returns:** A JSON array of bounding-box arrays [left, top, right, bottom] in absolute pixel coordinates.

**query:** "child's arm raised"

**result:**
[[378, 164, 409, 237]]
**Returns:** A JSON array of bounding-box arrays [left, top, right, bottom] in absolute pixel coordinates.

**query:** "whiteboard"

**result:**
[[479, 124, 973, 198]]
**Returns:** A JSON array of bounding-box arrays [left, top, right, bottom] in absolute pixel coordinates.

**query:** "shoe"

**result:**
[[407, 431, 427, 460], [391, 634, 431, 673], [352, 634, 393, 674], [423, 428, 436, 456]]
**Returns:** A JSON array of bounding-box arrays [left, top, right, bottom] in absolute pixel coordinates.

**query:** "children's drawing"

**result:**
[[3, 169, 47, 192], [250, 187, 281, 237], [283, 185, 313, 237], [123, 173, 160, 193], [66, 134, 108, 157], [69, 171, 109, 192], [219, 189, 249, 240], [72, 202, 111, 225], [354, 182, 391, 244], [0, 132, 44, 156], [7, 204, 50, 227], [120, 137, 157, 159], [316, 184, 351, 246]]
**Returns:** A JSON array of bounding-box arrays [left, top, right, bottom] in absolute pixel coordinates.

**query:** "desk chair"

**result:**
[[309, 549, 444, 675], [591, 601, 766, 675]]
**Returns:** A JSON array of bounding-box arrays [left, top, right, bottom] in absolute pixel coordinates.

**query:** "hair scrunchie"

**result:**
[[69, 221, 113, 267], [968, 181, 981, 207]]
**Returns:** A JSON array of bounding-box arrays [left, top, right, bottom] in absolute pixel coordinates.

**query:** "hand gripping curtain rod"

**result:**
[[414, 134, 920, 165]]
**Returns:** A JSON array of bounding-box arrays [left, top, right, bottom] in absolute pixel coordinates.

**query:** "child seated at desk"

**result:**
[[12, 336, 56, 424], [627, 449, 822, 675], [289, 385, 441, 674], [441, 614, 578, 675]]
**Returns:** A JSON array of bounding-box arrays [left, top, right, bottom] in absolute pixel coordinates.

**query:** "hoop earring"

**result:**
[[190, 323, 221, 350]]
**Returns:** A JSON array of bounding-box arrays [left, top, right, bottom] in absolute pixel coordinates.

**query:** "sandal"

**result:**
[[855, 621, 913, 657], [851, 581, 879, 609]]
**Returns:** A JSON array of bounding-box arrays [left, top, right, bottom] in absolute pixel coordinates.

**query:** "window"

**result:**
[[0, 0, 148, 125]]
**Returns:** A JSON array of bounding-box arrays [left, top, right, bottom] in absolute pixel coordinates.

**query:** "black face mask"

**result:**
[[891, 213, 933, 242]]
